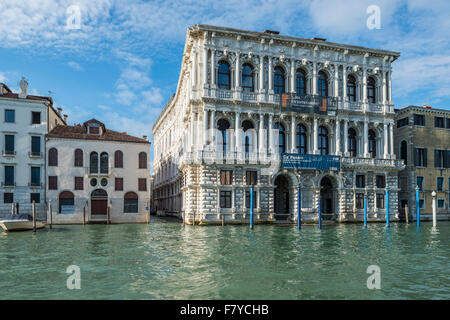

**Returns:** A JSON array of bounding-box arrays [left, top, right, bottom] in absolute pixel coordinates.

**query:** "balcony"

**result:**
[[341, 157, 405, 170], [2, 150, 16, 157], [1, 182, 15, 187], [181, 151, 277, 166], [28, 151, 42, 159], [86, 166, 113, 177], [28, 182, 43, 188]]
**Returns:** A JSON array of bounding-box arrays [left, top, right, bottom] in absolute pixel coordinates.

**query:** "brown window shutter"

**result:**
[[139, 152, 147, 169], [74, 149, 83, 167], [138, 178, 147, 191], [48, 176, 57, 190], [115, 178, 123, 191], [114, 150, 123, 168], [74, 177, 83, 190]]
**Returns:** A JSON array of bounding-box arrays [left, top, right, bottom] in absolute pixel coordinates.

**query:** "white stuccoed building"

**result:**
[[0, 79, 65, 218], [152, 25, 405, 225], [46, 119, 151, 224]]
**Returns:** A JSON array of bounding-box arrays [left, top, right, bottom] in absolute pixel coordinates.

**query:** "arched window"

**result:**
[[90, 152, 98, 174], [318, 71, 328, 97], [218, 61, 231, 90], [114, 150, 123, 168], [400, 140, 407, 164], [296, 124, 307, 154], [124, 192, 138, 213], [217, 119, 230, 153], [347, 75, 356, 102], [242, 64, 254, 92], [139, 152, 147, 169], [274, 67, 285, 94], [274, 122, 286, 153], [100, 152, 109, 174], [59, 191, 74, 214], [369, 130, 377, 158], [318, 126, 329, 155], [296, 69, 307, 95], [48, 148, 58, 166], [348, 128, 357, 157], [242, 120, 254, 153], [367, 77, 376, 103], [74, 149, 83, 167]]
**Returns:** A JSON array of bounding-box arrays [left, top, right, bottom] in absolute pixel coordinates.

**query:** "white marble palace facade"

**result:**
[[152, 25, 405, 225]]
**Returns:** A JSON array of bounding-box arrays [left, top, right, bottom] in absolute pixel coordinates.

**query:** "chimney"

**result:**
[[63, 114, 68, 123], [143, 135, 147, 140], [57, 108, 62, 116]]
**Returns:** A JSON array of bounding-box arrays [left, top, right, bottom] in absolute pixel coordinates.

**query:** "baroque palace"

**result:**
[[151, 25, 405, 224]]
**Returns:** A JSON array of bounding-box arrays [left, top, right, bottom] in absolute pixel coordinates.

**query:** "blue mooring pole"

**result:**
[[297, 184, 301, 230], [364, 193, 367, 228], [385, 188, 390, 228], [318, 199, 322, 229], [415, 185, 420, 228], [250, 184, 254, 230]]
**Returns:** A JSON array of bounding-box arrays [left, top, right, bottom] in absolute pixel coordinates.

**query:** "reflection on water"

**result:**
[[0, 220, 449, 299]]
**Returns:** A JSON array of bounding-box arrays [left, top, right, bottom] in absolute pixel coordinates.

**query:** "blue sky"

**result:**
[[1, 0, 449, 163]]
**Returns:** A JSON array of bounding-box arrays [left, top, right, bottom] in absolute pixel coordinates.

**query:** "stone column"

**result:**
[[291, 114, 296, 153], [336, 119, 341, 155], [235, 52, 240, 90], [203, 109, 208, 147], [383, 123, 389, 158], [334, 64, 339, 98], [235, 112, 241, 153], [362, 67, 367, 106], [290, 59, 296, 93], [344, 120, 349, 156], [259, 114, 265, 155], [388, 71, 392, 102], [363, 119, 369, 158], [389, 123, 394, 157], [382, 70, 387, 104], [343, 65, 347, 100], [210, 110, 215, 148], [268, 114, 273, 153], [313, 117, 318, 154], [190, 112, 195, 151], [210, 49, 216, 88], [268, 57, 273, 93], [312, 62, 317, 95], [204, 47, 209, 88], [259, 56, 264, 93]]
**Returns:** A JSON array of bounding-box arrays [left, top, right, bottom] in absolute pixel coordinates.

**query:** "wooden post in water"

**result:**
[[405, 204, 409, 224], [193, 211, 195, 226], [107, 206, 111, 225], [222, 214, 224, 226], [32, 200, 36, 232], [11, 203, 14, 215], [83, 205, 86, 225], [49, 201, 53, 229]]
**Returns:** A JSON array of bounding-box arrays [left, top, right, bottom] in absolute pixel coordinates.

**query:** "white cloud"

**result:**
[[0, 72, 7, 83], [67, 61, 83, 71]]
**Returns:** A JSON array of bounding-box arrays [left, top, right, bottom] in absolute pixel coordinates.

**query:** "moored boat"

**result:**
[[0, 214, 46, 232]]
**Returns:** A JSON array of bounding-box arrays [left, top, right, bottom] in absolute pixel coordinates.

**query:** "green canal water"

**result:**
[[0, 220, 449, 300]]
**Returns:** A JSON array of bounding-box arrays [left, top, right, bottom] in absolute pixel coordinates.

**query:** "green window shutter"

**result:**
[[435, 149, 439, 168], [424, 149, 427, 167], [414, 148, 418, 166]]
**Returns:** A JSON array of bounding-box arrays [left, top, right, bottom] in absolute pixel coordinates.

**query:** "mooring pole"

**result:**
[[193, 211, 195, 226], [432, 190, 437, 227], [49, 200, 52, 229], [250, 184, 254, 230], [364, 193, 368, 228], [107, 206, 110, 225], [11, 203, 14, 215], [405, 204, 409, 224], [83, 205, 86, 225], [318, 199, 322, 230], [32, 200, 36, 232], [415, 186, 420, 228], [385, 187, 390, 228], [222, 214, 224, 226], [297, 184, 301, 230]]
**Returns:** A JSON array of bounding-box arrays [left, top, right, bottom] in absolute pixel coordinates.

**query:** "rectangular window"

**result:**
[[5, 135, 14, 154], [417, 176, 424, 191], [220, 190, 232, 208], [115, 178, 123, 191], [356, 175, 365, 188], [138, 178, 147, 191], [419, 199, 425, 209], [31, 112, 41, 124], [376, 175, 386, 188], [74, 177, 84, 190], [246, 171, 257, 185], [434, 149, 448, 168], [31, 167, 40, 186], [4, 166, 14, 186], [245, 190, 257, 208], [5, 109, 15, 123], [414, 114, 425, 126], [396, 117, 408, 128], [48, 176, 57, 190], [220, 170, 232, 185], [435, 117, 445, 128], [414, 148, 427, 167], [3, 193, 13, 204], [31, 136, 41, 155], [447, 118, 450, 129], [437, 199, 445, 209], [356, 193, 364, 209], [376, 194, 385, 209], [30, 193, 40, 203], [437, 177, 444, 192]]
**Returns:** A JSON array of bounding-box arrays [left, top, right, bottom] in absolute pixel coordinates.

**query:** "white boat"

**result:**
[[0, 214, 46, 232]]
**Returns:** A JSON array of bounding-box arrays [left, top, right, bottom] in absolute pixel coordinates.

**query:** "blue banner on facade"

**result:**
[[281, 153, 341, 171]]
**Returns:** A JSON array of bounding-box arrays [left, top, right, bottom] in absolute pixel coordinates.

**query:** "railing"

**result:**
[[181, 151, 279, 165], [1, 182, 15, 187], [86, 166, 113, 176], [341, 157, 405, 169], [28, 151, 42, 158], [28, 182, 43, 187], [347, 101, 362, 111], [2, 150, 16, 156], [216, 89, 233, 99], [242, 92, 258, 101], [368, 103, 383, 112]]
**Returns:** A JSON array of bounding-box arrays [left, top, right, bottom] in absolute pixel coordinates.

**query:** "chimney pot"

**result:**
[[143, 135, 147, 140], [63, 114, 68, 122], [57, 108, 62, 116]]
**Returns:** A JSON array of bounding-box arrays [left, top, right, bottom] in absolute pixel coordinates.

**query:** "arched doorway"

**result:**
[[274, 175, 290, 220], [320, 177, 334, 221], [91, 189, 108, 215]]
